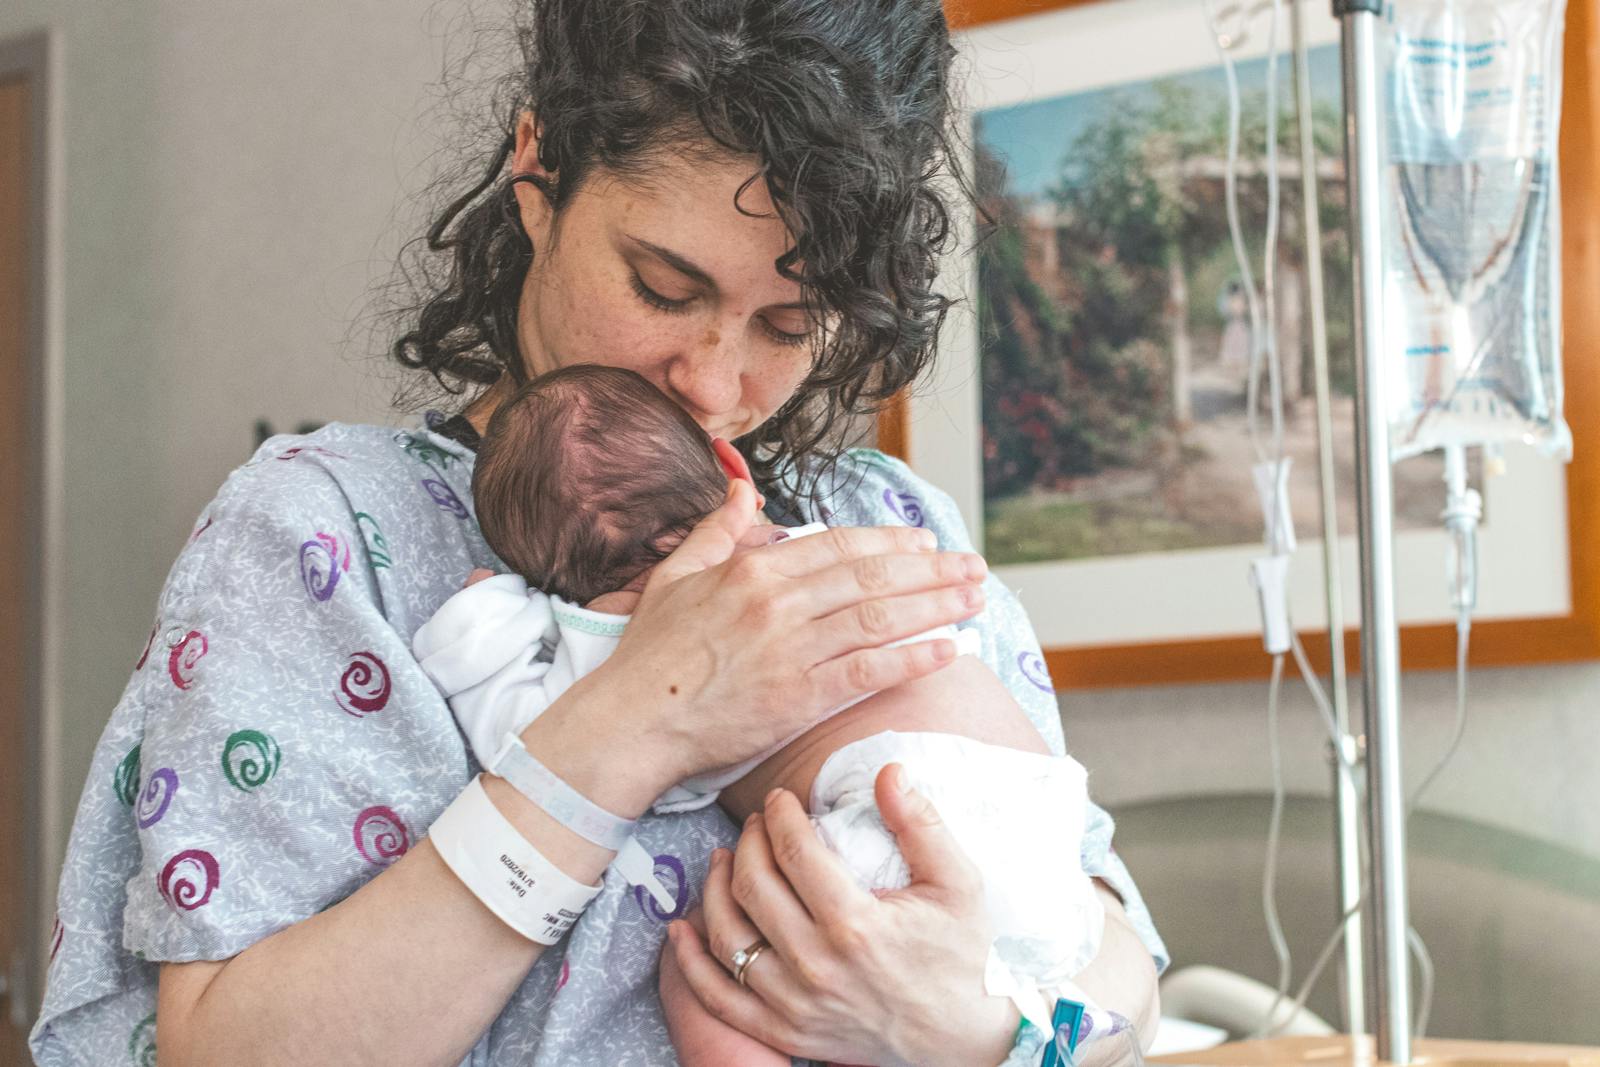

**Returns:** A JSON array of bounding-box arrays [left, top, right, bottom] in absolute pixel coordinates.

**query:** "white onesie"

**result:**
[[411, 524, 1104, 1029]]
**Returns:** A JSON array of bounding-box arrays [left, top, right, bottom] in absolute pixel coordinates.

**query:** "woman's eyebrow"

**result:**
[[626, 234, 812, 312], [627, 235, 717, 290]]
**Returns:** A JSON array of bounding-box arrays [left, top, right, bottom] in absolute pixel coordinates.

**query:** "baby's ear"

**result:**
[[710, 437, 754, 486]]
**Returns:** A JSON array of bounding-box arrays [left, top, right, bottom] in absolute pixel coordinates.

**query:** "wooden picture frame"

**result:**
[[878, 0, 1600, 688]]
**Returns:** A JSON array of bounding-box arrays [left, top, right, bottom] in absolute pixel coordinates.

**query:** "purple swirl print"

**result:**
[[422, 478, 469, 519], [167, 630, 208, 690], [134, 767, 179, 829], [299, 531, 350, 602], [883, 489, 925, 527], [158, 849, 220, 911], [335, 651, 391, 718], [1017, 651, 1054, 693], [632, 853, 689, 922], [49, 914, 63, 962], [353, 806, 410, 866]]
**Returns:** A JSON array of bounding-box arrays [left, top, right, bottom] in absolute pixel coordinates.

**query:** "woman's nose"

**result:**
[[664, 329, 744, 425]]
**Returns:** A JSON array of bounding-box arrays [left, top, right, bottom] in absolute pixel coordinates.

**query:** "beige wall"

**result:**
[[0, 1, 458, 916], [1063, 659, 1600, 861]]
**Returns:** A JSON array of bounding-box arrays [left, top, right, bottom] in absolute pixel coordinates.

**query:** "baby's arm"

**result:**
[[718, 652, 1049, 824]]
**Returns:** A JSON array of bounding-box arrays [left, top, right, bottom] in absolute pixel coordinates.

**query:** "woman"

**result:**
[[32, 1, 1167, 1064]]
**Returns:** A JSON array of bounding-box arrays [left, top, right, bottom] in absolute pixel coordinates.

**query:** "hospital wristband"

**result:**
[[489, 730, 638, 851], [429, 775, 603, 945]]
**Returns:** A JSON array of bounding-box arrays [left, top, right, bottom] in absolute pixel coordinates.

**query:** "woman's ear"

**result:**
[[511, 110, 556, 239]]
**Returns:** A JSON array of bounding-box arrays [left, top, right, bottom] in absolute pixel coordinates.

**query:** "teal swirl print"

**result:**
[[220, 729, 282, 792]]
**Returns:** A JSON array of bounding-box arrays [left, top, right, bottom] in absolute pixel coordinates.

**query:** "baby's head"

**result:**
[[472, 364, 731, 605]]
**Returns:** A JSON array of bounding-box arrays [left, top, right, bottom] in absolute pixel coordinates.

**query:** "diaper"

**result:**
[[810, 730, 1105, 992]]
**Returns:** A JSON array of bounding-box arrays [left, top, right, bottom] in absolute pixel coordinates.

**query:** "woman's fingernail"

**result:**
[[963, 553, 988, 581], [764, 788, 783, 806], [726, 481, 739, 503], [918, 530, 939, 551], [890, 764, 911, 795], [744, 812, 759, 829], [933, 638, 956, 662]]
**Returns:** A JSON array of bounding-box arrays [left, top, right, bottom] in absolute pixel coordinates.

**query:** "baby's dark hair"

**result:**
[[473, 364, 726, 604]]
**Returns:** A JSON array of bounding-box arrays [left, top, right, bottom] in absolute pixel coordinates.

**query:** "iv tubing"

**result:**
[[1290, 0, 1364, 1032]]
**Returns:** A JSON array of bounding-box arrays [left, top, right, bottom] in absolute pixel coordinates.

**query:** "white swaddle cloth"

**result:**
[[810, 729, 1105, 1032]]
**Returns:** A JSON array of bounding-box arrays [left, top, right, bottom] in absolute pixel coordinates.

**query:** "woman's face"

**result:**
[[504, 114, 817, 443]]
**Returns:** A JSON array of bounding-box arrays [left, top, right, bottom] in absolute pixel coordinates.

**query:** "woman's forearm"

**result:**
[[157, 676, 677, 1067]]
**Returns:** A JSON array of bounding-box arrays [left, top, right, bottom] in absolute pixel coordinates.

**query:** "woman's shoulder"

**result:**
[[802, 447, 969, 547], [164, 420, 485, 627], [211, 421, 474, 517]]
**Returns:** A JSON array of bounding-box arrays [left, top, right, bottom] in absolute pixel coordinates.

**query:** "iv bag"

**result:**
[[1383, 0, 1571, 461]]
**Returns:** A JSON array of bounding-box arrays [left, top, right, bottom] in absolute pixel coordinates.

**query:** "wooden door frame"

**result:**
[[0, 27, 55, 1029]]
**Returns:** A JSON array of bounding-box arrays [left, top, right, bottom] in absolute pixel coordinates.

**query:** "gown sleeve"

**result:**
[[813, 448, 1170, 974], [115, 453, 471, 961]]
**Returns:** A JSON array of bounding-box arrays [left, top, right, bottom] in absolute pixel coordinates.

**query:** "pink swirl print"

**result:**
[[275, 445, 345, 462], [135, 767, 179, 829], [353, 806, 410, 866], [335, 651, 391, 718], [421, 478, 469, 518], [158, 848, 220, 911], [556, 957, 570, 991], [167, 630, 208, 690], [189, 515, 214, 543], [299, 531, 350, 602], [883, 489, 926, 527], [1017, 651, 1054, 693]]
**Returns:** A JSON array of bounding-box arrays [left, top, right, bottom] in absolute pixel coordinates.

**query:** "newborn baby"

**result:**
[[412, 365, 1107, 1064]]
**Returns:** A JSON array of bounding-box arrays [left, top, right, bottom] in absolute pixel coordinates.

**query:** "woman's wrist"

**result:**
[[512, 667, 684, 819]]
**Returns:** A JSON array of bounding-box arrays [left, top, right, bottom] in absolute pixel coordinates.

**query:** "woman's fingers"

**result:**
[[757, 791, 876, 930], [803, 637, 963, 714], [711, 828, 827, 971], [872, 765, 984, 903], [646, 479, 760, 588], [757, 524, 941, 579], [807, 584, 984, 664], [785, 546, 986, 626], [667, 920, 799, 1051]]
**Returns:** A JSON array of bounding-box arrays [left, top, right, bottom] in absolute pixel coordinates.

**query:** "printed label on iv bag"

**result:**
[[1382, 0, 1571, 461]]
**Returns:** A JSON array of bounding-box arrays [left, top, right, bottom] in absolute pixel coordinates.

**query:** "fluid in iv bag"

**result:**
[[1383, 0, 1571, 461]]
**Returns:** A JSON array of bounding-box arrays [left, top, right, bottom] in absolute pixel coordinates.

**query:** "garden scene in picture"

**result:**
[[976, 45, 1462, 565]]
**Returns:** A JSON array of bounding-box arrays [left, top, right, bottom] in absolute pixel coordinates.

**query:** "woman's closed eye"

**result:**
[[629, 272, 812, 348]]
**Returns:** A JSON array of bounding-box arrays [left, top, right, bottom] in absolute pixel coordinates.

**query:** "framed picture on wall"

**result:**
[[882, 0, 1600, 687]]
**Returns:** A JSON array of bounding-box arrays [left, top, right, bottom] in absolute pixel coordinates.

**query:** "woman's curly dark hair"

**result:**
[[390, 0, 975, 505]]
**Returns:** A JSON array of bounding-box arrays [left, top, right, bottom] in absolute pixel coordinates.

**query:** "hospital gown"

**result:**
[[30, 419, 1167, 1066]]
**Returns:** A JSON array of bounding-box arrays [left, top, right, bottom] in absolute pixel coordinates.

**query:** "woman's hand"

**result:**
[[668, 765, 1019, 1067], [593, 480, 988, 784]]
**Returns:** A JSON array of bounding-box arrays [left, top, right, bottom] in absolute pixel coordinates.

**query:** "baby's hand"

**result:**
[[464, 568, 496, 588]]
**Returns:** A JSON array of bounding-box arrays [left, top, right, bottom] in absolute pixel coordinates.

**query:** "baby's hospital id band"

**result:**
[[490, 731, 638, 851], [429, 775, 602, 945]]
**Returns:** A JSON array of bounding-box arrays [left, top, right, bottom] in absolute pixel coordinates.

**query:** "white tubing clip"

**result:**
[[1252, 459, 1297, 556], [1250, 554, 1293, 655]]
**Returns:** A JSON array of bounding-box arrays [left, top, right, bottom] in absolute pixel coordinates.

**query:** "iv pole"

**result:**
[[1333, 0, 1413, 1061]]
